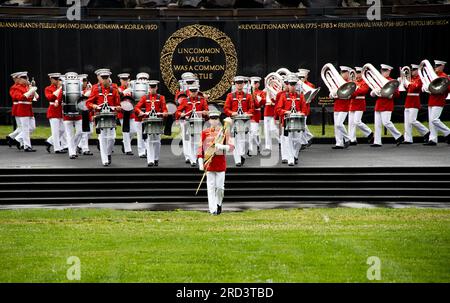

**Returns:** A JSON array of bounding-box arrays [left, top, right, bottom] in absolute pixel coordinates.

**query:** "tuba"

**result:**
[[321, 63, 356, 99], [276, 68, 291, 77], [362, 63, 399, 98], [418, 59, 450, 95], [264, 72, 284, 101], [349, 69, 357, 82], [295, 81, 321, 104], [398, 66, 411, 92]]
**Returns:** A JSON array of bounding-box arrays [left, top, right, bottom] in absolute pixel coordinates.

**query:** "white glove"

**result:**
[[53, 87, 62, 97], [216, 143, 230, 152], [123, 88, 132, 95], [256, 95, 262, 102], [198, 158, 204, 171], [404, 80, 410, 88], [24, 86, 37, 98], [33, 93, 39, 101], [84, 90, 91, 97], [370, 88, 381, 97]]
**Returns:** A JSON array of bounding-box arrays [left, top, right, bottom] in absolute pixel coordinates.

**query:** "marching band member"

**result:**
[[76, 74, 94, 156], [176, 83, 209, 167], [86, 68, 121, 166], [262, 79, 280, 154], [275, 74, 306, 166], [348, 67, 373, 145], [117, 73, 136, 155], [6, 72, 23, 149], [248, 76, 265, 156], [278, 77, 290, 163], [224, 76, 254, 167], [370, 64, 404, 147], [403, 64, 429, 144], [135, 80, 168, 167], [197, 112, 234, 215], [175, 72, 197, 163], [134, 72, 151, 158], [44, 73, 67, 154], [331, 66, 352, 149], [424, 60, 450, 146], [9, 71, 38, 152], [298, 68, 314, 147], [57, 72, 83, 159]]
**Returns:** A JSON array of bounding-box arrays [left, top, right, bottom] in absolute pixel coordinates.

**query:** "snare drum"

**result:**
[[94, 113, 117, 129], [143, 116, 164, 135], [232, 114, 250, 134], [187, 116, 204, 137], [285, 113, 305, 132]]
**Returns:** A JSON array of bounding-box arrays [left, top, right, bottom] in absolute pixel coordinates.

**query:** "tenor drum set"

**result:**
[[232, 114, 250, 135], [62, 72, 84, 117], [143, 116, 164, 136], [285, 113, 306, 132]]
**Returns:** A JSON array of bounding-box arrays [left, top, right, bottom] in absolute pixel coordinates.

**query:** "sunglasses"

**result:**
[[210, 116, 219, 120], [101, 76, 109, 79], [235, 81, 244, 84], [51, 77, 59, 80], [150, 85, 157, 88], [20, 76, 28, 79], [288, 82, 297, 86], [186, 81, 194, 85], [190, 89, 198, 93]]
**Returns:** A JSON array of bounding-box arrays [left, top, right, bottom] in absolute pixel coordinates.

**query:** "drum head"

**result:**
[[120, 100, 134, 112], [208, 103, 223, 114], [166, 102, 177, 115]]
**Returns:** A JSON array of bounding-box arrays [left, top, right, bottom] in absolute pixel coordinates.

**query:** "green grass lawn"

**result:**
[[0, 208, 448, 282], [1, 121, 449, 140]]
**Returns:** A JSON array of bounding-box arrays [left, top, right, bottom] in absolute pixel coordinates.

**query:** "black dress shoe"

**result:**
[[121, 142, 125, 154], [97, 141, 100, 151], [69, 155, 77, 159], [154, 160, 159, 166], [300, 144, 306, 150], [108, 155, 112, 164], [423, 141, 437, 146], [45, 142, 52, 153], [76, 146, 82, 155], [332, 146, 344, 149], [83, 151, 93, 156], [344, 140, 350, 149], [367, 132, 374, 144], [423, 132, 430, 143], [190, 162, 197, 168], [370, 144, 382, 147], [246, 151, 252, 157], [6, 136, 13, 148], [402, 141, 413, 145], [395, 135, 404, 146], [55, 150, 64, 154], [350, 141, 357, 146], [241, 156, 246, 166], [103, 163, 110, 167], [24, 147, 36, 152], [236, 162, 242, 167], [148, 162, 154, 167], [125, 151, 134, 156], [217, 204, 222, 215], [307, 139, 313, 147], [288, 162, 295, 166], [445, 134, 450, 144], [282, 160, 288, 164], [62, 148, 68, 152], [139, 154, 147, 158], [16, 141, 22, 150], [185, 159, 190, 164], [294, 157, 298, 164]]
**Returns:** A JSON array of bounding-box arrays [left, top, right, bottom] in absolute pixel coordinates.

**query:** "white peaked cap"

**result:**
[[117, 73, 130, 79], [380, 64, 394, 70], [136, 72, 149, 79], [148, 80, 160, 85], [434, 60, 447, 66], [340, 66, 351, 72], [355, 67, 363, 72], [48, 72, 61, 78], [411, 64, 419, 69]]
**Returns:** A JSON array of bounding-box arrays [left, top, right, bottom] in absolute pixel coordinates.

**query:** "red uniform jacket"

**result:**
[[10, 83, 35, 117], [176, 96, 209, 120], [175, 90, 191, 106], [404, 75, 422, 109], [428, 71, 450, 107], [350, 79, 370, 112], [275, 92, 306, 127], [82, 87, 94, 122], [56, 90, 81, 121], [9, 84, 18, 116], [86, 83, 120, 111], [135, 94, 168, 116], [197, 127, 234, 172], [303, 80, 315, 116], [223, 91, 254, 117], [45, 84, 63, 119], [251, 89, 265, 123], [117, 84, 136, 120], [374, 77, 400, 112]]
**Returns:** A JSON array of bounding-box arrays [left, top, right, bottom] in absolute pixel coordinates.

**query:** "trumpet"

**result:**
[[398, 66, 411, 92], [362, 63, 399, 98], [321, 63, 356, 99], [418, 59, 449, 95]]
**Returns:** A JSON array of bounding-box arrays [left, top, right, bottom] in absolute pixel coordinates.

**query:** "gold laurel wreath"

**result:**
[[160, 24, 237, 101]]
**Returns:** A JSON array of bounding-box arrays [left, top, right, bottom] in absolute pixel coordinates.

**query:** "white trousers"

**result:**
[[280, 131, 288, 161], [286, 131, 303, 164], [64, 120, 83, 157], [304, 123, 314, 142], [404, 108, 429, 143], [47, 118, 66, 152], [428, 106, 450, 143], [248, 121, 260, 156], [9, 116, 22, 140], [233, 131, 248, 164], [349, 111, 372, 142], [98, 128, 116, 165], [374, 111, 402, 145], [135, 121, 146, 156], [333, 112, 350, 147], [78, 122, 93, 152], [263, 116, 279, 150], [17, 117, 32, 148], [146, 134, 161, 164], [179, 120, 190, 161], [186, 133, 201, 164], [120, 119, 137, 153], [206, 171, 225, 214]]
